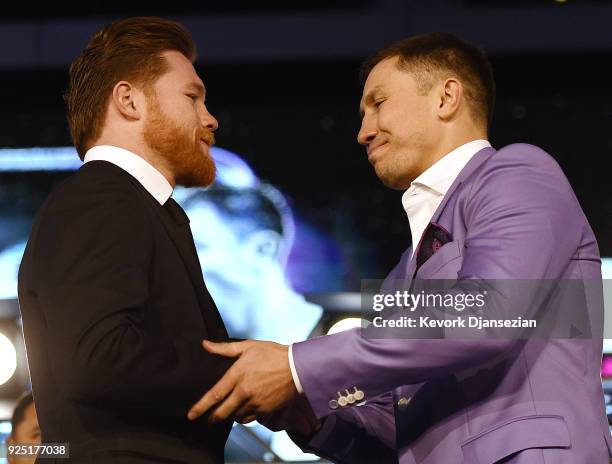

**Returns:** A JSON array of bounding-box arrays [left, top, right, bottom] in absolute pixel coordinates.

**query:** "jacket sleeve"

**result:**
[[292, 145, 588, 418], [19, 177, 233, 415], [289, 392, 397, 464]]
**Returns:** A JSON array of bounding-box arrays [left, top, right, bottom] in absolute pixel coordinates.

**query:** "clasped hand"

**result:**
[[187, 339, 321, 436]]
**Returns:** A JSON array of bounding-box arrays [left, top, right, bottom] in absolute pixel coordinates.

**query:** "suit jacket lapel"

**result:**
[[404, 146, 496, 282], [125, 176, 228, 340], [429, 146, 496, 225], [153, 204, 228, 340]]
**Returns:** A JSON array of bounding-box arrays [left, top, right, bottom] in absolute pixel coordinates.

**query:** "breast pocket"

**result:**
[[416, 240, 462, 279], [461, 415, 571, 464]]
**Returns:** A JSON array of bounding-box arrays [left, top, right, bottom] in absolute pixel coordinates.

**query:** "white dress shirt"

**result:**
[[83, 145, 173, 205], [289, 139, 492, 394], [403, 139, 491, 258]]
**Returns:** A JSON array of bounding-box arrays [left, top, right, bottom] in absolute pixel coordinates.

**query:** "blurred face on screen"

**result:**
[[7, 402, 40, 464], [143, 50, 218, 188], [186, 203, 261, 335], [358, 56, 442, 190]]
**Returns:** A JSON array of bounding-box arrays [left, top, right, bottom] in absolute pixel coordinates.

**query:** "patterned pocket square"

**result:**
[[416, 222, 453, 270]]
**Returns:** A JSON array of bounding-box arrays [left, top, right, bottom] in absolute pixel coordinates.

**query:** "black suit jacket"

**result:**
[[18, 161, 234, 463]]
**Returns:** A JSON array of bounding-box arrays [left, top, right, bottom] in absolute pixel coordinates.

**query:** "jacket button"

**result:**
[[329, 399, 339, 410]]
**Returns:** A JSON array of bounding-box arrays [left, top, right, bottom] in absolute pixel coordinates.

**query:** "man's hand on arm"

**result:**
[[187, 339, 299, 423]]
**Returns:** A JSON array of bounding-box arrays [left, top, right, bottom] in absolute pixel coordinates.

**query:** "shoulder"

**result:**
[[470, 143, 572, 196], [36, 161, 151, 234], [44, 161, 146, 213], [26, 163, 156, 286], [463, 143, 584, 225], [481, 143, 564, 177], [51, 161, 139, 201]]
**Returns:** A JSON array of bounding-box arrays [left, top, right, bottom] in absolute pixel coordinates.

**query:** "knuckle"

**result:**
[[236, 385, 249, 399]]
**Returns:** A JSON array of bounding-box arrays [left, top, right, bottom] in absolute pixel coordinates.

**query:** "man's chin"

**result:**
[[177, 173, 216, 188], [174, 152, 216, 188], [176, 167, 216, 188], [375, 167, 411, 190]]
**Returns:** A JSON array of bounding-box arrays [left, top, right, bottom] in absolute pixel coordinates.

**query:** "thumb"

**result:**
[[202, 340, 247, 358]]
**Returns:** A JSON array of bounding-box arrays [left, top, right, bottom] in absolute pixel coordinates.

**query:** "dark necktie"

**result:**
[[163, 197, 228, 339], [163, 197, 202, 261], [163, 198, 190, 225]]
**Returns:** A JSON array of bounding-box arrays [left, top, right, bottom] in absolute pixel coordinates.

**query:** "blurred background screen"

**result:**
[[1, 0, 612, 461]]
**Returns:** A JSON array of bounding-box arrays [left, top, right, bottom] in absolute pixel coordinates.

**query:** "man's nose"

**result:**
[[201, 107, 219, 131], [357, 123, 377, 146]]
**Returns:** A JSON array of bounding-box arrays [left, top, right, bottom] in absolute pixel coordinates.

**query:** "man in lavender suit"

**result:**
[[187, 33, 612, 463]]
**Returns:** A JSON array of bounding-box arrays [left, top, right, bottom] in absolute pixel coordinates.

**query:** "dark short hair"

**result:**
[[64, 17, 197, 159], [10, 391, 34, 436], [183, 185, 285, 237], [360, 32, 495, 128]]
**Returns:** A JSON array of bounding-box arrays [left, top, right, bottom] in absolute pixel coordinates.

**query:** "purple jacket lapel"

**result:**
[[404, 146, 496, 282]]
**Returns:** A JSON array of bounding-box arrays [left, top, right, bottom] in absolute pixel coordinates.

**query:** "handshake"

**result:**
[[187, 340, 322, 438]]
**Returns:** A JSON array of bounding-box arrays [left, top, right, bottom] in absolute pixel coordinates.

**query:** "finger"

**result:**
[[207, 388, 249, 423], [188, 369, 238, 420], [202, 340, 250, 358], [237, 414, 257, 424], [202, 340, 243, 358], [234, 401, 258, 424]]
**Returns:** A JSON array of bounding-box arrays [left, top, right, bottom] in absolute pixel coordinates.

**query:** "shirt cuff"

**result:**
[[288, 344, 304, 394]]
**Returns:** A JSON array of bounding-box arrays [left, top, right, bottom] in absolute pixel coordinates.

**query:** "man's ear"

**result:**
[[110, 81, 144, 121], [247, 230, 283, 261], [437, 78, 463, 121]]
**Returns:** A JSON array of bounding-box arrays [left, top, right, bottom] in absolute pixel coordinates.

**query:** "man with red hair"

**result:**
[[18, 17, 232, 463]]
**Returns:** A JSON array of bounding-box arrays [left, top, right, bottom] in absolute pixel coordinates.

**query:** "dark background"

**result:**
[[0, 0, 611, 281], [1, 0, 612, 455]]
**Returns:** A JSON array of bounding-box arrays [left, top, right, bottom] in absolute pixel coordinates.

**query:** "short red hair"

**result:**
[[64, 17, 197, 159]]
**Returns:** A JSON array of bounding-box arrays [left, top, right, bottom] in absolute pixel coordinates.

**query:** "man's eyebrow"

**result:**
[[185, 82, 206, 96], [359, 85, 383, 117]]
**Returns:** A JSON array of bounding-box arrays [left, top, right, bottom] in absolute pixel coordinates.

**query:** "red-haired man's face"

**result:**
[[143, 50, 218, 188]]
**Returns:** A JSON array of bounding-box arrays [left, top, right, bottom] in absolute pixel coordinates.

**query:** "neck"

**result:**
[[427, 125, 487, 169], [93, 137, 177, 187]]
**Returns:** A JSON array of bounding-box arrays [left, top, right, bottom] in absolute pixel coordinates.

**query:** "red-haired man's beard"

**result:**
[[143, 98, 216, 188]]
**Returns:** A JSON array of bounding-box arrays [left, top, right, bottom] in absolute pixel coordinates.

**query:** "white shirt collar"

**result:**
[[83, 145, 173, 205], [401, 139, 491, 256], [408, 139, 491, 197]]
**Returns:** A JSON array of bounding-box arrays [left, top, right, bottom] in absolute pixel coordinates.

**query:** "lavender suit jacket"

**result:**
[[292, 144, 612, 463]]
